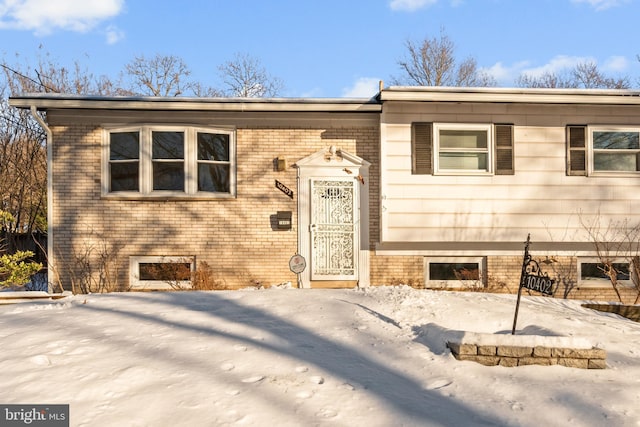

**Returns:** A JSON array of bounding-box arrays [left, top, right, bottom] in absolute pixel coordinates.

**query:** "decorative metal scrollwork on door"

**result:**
[[311, 180, 356, 278]]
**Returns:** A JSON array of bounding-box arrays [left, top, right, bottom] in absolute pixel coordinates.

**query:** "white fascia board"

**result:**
[[379, 87, 640, 105], [8, 95, 382, 113]]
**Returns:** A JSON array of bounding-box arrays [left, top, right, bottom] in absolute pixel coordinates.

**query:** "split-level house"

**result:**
[[10, 87, 640, 302]]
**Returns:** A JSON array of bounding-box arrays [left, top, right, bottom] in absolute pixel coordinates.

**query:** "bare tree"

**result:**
[[517, 60, 630, 89], [216, 53, 284, 97], [579, 213, 640, 303], [516, 71, 574, 89], [124, 54, 195, 97], [192, 82, 224, 97], [392, 30, 496, 87], [1, 50, 122, 247], [0, 76, 47, 244]]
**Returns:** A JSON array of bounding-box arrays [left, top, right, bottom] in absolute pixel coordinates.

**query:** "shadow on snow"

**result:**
[[75, 291, 508, 426]]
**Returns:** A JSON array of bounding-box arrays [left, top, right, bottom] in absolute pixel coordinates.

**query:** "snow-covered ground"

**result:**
[[0, 286, 639, 427]]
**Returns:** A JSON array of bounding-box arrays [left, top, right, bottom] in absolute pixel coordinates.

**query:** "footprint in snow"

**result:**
[[425, 378, 453, 390], [316, 407, 338, 418], [29, 355, 51, 366], [241, 375, 265, 384], [233, 344, 248, 352], [309, 376, 325, 385], [296, 390, 314, 399], [220, 362, 235, 371], [295, 366, 309, 373]]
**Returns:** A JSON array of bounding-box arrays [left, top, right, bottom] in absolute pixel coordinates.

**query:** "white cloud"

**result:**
[[342, 77, 381, 98], [0, 0, 124, 35], [570, 0, 628, 11], [105, 24, 124, 45], [483, 55, 632, 86], [481, 60, 531, 84], [482, 56, 589, 86], [389, 0, 437, 12], [518, 55, 594, 78], [602, 55, 628, 72]]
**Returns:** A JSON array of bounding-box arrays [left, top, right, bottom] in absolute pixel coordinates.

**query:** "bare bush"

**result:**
[[580, 213, 640, 303], [56, 228, 124, 294], [193, 261, 229, 290]]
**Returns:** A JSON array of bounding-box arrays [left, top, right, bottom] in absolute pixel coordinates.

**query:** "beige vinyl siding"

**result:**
[[380, 102, 640, 248]]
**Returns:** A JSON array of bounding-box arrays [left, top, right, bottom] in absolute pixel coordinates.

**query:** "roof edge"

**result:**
[[379, 86, 640, 104], [8, 93, 382, 113]]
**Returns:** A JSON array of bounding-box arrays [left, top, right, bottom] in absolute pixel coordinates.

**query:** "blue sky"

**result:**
[[0, 0, 639, 97]]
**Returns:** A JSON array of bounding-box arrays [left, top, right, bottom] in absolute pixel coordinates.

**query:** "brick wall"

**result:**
[[50, 121, 379, 291], [369, 255, 425, 288], [368, 253, 638, 304]]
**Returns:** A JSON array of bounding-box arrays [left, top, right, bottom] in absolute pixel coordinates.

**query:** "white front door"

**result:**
[[310, 178, 358, 280]]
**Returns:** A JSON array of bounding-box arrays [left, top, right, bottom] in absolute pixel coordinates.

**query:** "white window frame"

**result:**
[[588, 126, 640, 176], [129, 256, 195, 290], [103, 126, 236, 198], [425, 256, 485, 289], [433, 123, 493, 175], [577, 257, 634, 288]]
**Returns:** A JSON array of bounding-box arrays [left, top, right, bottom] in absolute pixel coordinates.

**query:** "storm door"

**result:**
[[310, 178, 358, 280]]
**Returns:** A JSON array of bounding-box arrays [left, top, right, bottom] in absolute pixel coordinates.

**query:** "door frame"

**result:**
[[296, 147, 370, 288], [310, 177, 358, 281]]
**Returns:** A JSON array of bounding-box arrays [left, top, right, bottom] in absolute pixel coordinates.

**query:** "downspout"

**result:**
[[30, 106, 55, 293]]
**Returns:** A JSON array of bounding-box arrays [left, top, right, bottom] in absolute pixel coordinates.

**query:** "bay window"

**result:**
[[105, 126, 235, 197]]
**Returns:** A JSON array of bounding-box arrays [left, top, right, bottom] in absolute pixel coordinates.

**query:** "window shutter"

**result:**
[[412, 122, 432, 175], [567, 125, 587, 176], [494, 124, 514, 175]]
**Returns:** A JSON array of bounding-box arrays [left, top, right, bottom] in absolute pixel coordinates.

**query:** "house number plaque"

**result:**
[[511, 234, 555, 334], [275, 180, 294, 199]]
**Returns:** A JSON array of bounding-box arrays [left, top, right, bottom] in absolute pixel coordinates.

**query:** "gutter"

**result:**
[[10, 95, 382, 113], [379, 86, 640, 105], [29, 106, 55, 293]]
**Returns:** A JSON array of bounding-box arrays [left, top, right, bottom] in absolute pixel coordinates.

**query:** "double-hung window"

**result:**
[[412, 123, 513, 175], [591, 128, 640, 174], [568, 126, 640, 175], [152, 131, 185, 191], [105, 126, 235, 198], [434, 123, 492, 174], [109, 131, 140, 191]]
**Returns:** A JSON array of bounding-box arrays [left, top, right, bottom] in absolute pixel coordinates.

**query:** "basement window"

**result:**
[[578, 257, 633, 287], [425, 257, 485, 289], [130, 256, 195, 289]]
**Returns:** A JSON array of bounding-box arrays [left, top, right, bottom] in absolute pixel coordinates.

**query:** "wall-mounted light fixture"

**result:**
[[276, 156, 287, 171]]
